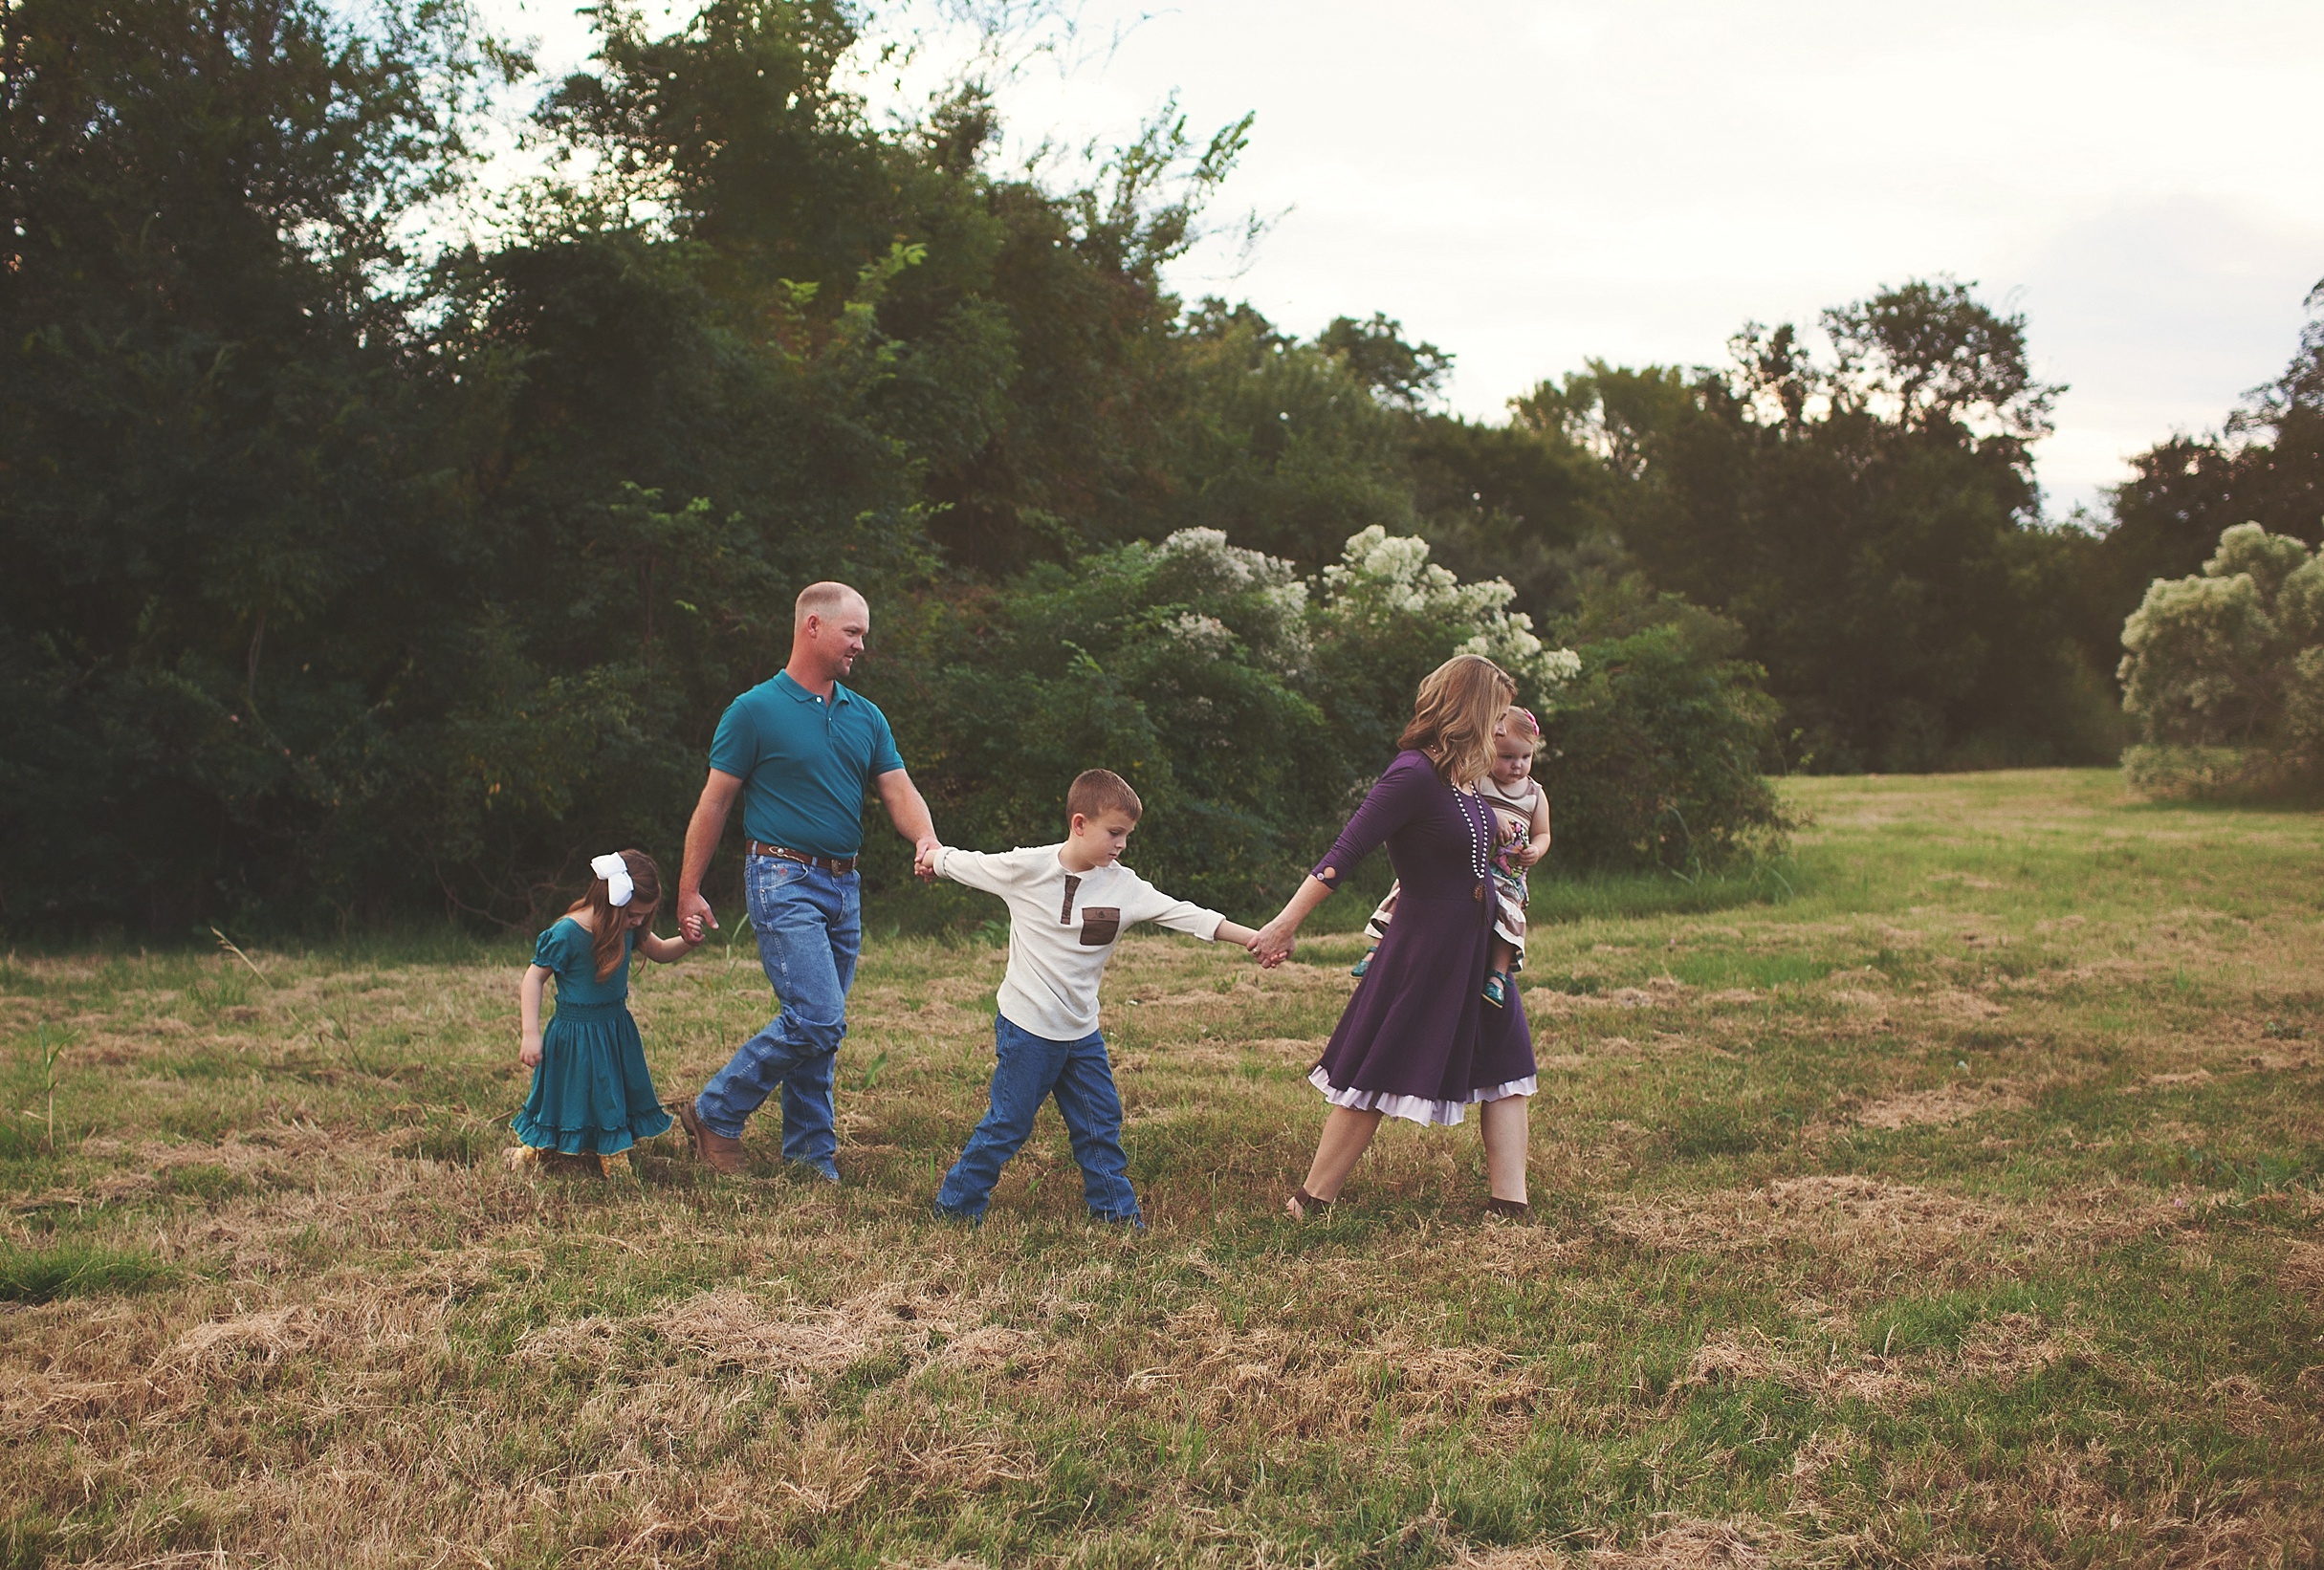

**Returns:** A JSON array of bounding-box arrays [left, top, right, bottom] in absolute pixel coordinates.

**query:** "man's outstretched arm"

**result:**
[[679, 769, 744, 941], [873, 768, 940, 878]]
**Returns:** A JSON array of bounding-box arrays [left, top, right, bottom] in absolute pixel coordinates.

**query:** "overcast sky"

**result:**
[[478, 0, 2324, 517]]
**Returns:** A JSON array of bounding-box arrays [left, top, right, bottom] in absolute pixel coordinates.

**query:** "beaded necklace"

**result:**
[[1456, 783, 1490, 884]]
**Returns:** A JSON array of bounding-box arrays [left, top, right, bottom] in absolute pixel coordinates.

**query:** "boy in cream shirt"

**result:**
[[919, 769, 1259, 1225]]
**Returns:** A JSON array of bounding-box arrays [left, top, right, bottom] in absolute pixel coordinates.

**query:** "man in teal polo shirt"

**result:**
[[672, 581, 940, 1178]]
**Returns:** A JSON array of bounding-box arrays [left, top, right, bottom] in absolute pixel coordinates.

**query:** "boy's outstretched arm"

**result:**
[[925, 843, 1019, 897]]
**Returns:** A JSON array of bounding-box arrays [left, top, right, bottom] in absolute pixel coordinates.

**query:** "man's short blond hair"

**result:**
[[795, 580, 866, 629], [1066, 769, 1143, 823]]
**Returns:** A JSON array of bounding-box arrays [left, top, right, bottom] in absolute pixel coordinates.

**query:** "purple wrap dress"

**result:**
[[1306, 750, 1538, 1125]]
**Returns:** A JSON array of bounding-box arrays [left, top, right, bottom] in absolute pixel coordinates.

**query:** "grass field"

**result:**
[[6, 770, 2324, 1568]]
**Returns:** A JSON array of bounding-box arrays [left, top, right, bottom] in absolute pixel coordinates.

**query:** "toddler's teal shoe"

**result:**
[[1350, 948, 1376, 978], [1482, 970, 1511, 1008]]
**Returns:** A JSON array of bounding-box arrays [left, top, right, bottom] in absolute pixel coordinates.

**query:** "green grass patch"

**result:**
[[0, 1239, 171, 1302]]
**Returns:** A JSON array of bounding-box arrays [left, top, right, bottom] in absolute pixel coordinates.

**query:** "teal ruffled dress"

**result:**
[[512, 918, 674, 1155]]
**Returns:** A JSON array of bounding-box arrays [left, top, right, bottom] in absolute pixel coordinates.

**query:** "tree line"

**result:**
[[5, 0, 2318, 931]]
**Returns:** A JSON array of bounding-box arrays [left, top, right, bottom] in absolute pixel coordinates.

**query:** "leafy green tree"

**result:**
[[1161, 302, 1419, 569], [0, 0, 498, 923], [2077, 281, 2324, 684], [1317, 312, 1453, 410], [1517, 280, 2115, 772]]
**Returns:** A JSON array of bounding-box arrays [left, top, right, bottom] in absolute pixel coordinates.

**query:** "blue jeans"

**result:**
[[694, 856, 859, 1179], [935, 1014, 1141, 1225]]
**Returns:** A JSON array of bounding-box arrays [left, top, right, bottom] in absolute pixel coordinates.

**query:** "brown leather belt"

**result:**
[[747, 840, 858, 874]]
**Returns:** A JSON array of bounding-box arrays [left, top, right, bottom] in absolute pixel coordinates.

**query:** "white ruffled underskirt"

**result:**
[[1307, 1066, 1538, 1127]]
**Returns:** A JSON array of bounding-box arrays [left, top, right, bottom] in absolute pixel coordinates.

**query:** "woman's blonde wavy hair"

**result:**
[[1400, 654, 1517, 787]]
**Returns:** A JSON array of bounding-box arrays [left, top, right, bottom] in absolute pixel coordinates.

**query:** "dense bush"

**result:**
[[1537, 578, 1788, 872], [866, 527, 1594, 909], [2120, 523, 2324, 799]]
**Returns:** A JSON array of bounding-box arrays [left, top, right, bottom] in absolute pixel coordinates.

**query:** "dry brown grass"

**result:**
[[1853, 1080, 2024, 1130]]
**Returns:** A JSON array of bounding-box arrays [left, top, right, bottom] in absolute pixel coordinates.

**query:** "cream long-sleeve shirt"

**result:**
[[932, 843, 1227, 1041]]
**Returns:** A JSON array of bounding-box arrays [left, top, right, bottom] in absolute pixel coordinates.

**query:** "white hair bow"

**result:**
[[590, 852, 635, 907]]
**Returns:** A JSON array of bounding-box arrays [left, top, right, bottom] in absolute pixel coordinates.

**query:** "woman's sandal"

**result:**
[[1484, 1196, 1530, 1220], [1286, 1188, 1335, 1220], [1481, 970, 1511, 1007]]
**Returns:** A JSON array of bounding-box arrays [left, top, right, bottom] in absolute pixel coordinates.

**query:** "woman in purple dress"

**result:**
[[1252, 654, 1536, 1220]]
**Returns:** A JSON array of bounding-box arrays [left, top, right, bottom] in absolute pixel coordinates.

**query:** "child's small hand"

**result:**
[[1520, 840, 1549, 869], [519, 1033, 542, 1069], [677, 889, 716, 944]]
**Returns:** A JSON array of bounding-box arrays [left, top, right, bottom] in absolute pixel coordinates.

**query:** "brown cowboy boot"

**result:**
[[673, 1099, 748, 1175]]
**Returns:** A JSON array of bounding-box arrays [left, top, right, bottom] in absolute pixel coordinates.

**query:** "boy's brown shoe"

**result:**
[[673, 1099, 748, 1175]]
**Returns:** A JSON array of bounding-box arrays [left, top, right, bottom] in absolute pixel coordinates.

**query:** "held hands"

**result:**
[[1250, 915, 1299, 969], [677, 888, 717, 946], [519, 1032, 542, 1069], [912, 837, 942, 883]]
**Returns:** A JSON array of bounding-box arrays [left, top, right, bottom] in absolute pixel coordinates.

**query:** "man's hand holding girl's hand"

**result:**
[[677, 888, 716, 945], [913, 839, 943, 882]]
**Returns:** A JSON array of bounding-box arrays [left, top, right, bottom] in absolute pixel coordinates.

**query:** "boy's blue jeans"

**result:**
[[693, 855, 858, 1179], [936, 1014, 1141, 1225]]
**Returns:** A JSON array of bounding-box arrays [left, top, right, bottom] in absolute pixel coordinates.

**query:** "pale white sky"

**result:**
[[476, 0, 2324, 517]]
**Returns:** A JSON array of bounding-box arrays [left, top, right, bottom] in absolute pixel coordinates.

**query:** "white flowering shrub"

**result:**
[[876, 523, 1775, 904], [1150, 528, 1311, 674], [1320, 529, 1590, 696], [2119, 521, 2324, 798]]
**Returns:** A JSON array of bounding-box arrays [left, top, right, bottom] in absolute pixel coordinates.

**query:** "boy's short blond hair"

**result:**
[[1067, 769, 1143, 822]]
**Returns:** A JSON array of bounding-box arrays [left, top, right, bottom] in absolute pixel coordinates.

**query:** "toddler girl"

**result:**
[[510, 850, 698, 1176], [1350, 707, 1551, 1007]]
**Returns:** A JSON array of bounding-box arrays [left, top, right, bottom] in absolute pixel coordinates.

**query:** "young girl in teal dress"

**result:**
[[510, 849, 699, 1176]]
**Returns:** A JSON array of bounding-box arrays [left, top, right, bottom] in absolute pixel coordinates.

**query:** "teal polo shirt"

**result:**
[[709, 672, 906, 859]]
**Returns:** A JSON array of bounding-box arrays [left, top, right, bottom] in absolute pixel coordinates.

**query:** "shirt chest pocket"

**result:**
[[1076, 907, 1121, 947]]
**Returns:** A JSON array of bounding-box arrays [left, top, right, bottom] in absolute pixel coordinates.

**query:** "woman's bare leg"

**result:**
[[1291, 1106, 1385, 1213], [1480, 1095, 1529, 1203]]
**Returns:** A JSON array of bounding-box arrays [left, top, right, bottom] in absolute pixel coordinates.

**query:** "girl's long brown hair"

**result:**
[[1400, 655, 1517, 788], [567, 849, 661, 982]]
